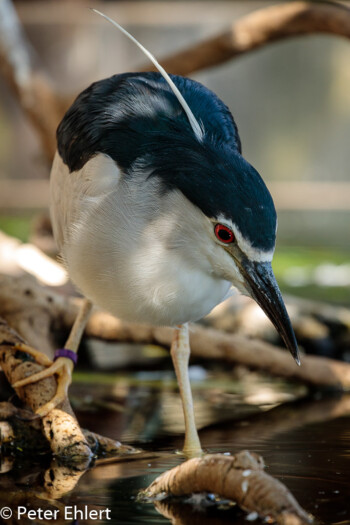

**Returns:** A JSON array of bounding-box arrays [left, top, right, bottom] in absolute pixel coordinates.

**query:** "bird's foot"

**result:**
[[182, 434, 203, 459], [12, 344, 74, 417], [12, 342, 54, 367]]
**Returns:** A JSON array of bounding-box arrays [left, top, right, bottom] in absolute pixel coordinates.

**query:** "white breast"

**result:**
[[50, 153, 231, 326]]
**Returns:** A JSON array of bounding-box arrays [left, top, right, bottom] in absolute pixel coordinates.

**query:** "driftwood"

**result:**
[[1, 272, 350, 391], [142, 450, 312, 525], [144, 1, 350, 76], [84, 314, 350, 389], [0, 316, 137, 461]]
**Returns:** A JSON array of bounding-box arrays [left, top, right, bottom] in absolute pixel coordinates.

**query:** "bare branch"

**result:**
[[2, 1, 350, 163], [143, 1, 350, 75], [0, 0, 64, 160]]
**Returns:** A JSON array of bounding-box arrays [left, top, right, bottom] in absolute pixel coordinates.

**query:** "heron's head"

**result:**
[[149, 141, 299, 365]]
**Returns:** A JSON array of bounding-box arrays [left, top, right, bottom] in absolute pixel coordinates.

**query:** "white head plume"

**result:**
[[91, 8, 204, 141]]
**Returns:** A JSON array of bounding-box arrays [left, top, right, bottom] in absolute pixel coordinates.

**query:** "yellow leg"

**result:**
[[13, 299, 92, 416], [170, 323, 202, 458], [12, 343, 53, 367]]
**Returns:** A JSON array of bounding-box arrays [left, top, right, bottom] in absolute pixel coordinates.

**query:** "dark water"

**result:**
[[1, 376, 350, 525]]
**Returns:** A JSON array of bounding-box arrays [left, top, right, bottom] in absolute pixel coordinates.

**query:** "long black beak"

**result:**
[[240, 259, 300, 365]]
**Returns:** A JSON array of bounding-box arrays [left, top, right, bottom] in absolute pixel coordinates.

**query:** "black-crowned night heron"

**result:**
[[13, 12, 299, 457]]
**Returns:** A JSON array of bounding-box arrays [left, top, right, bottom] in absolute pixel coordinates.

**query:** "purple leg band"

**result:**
[[54, 348, 78, 365]]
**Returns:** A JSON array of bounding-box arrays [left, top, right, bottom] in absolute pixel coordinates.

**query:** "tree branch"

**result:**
[[143, 1, 350, 75], [84, 312, 350, 390], [2, 1, 350, 163], [0, 0, 64, 161]]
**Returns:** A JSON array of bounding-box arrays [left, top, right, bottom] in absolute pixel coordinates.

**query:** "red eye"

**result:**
[[214, 224, 235, 244]]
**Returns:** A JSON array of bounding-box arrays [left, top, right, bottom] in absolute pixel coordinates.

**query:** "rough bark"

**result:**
[[0, 317, 92, 461], [143, 1, 350, 76], [0, 317, 137, 461], [0, 401, 49, 455], [0, 272, 69, 358], [142, 450, 312, 525], [0, 399, 137, 459]]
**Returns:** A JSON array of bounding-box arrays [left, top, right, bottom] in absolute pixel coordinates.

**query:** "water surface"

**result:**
[[1, 374, 350, 524]]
